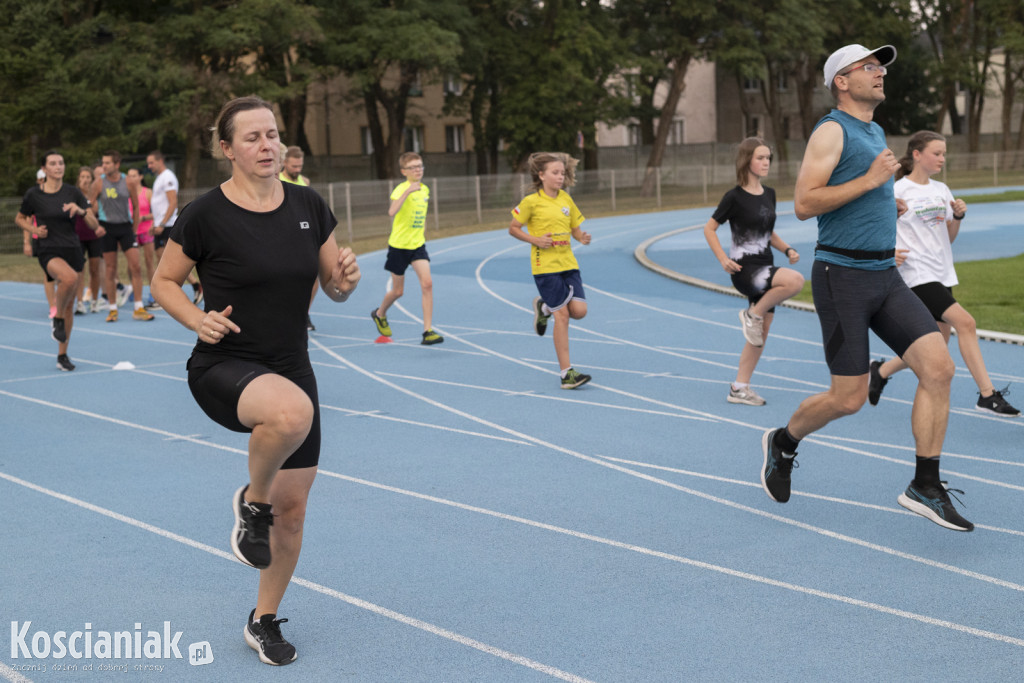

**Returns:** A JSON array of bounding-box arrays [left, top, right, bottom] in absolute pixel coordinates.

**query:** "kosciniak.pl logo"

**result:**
[[10, 621, 213, 665]]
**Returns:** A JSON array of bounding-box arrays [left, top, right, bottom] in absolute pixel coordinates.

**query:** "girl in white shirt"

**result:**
[[868, 131, 1018, 416]]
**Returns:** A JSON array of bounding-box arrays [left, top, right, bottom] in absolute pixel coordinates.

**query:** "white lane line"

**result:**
[[0, 470, 595, 683], [305, 341, 1024, 593], [320, 404, 534, 445], [0, 661, 34, 683], [5, 381, 1024, 644], [595, 454, 1024, 537], [812, 433, 1024, 469], [374, 371, 716, 423], [315, 470, 1024, 648]]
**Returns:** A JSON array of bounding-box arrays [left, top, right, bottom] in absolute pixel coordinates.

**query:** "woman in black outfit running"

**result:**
[[151, 96, 360, 666]]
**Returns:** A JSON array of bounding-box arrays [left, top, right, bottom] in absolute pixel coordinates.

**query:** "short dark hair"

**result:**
[[148, 150, 165, 161], [102, 150, 121, 164], [40, 149, 63, 167]]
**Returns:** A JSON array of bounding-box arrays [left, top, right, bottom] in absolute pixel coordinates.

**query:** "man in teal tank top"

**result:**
[[759, 44, 973, 532]]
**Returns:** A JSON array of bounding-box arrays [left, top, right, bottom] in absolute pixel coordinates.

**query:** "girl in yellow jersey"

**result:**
[[508, 152, 592, 389]]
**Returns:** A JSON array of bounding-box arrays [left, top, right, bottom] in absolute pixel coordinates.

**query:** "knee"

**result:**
[[833, 386, 868, 416], [569, 302, 588, 320], [955, 314, 977, 337], [920, 354, 956, 387], [420, 277, 433, 294], [391, 284, 404, 299], [271, 494, 308, 536], [268, 397, 314, 443]]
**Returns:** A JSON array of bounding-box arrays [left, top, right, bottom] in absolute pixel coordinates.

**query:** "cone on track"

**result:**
[[375, 335, 392, 344]]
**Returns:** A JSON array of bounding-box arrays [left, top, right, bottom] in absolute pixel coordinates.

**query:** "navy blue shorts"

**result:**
[[533, 269, 585, 311], [186, 357, 321, 470], [38, 247, 84, 282], [812, 261, 938, 376], [910, 282, 957, 321], [384, 244, 429, 276]]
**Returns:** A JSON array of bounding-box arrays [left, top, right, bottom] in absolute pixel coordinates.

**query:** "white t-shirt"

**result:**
[[151, 168, 179, 227], [894, 176, 958, 288]]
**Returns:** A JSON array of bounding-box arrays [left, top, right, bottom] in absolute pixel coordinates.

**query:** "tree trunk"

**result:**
[[641, 54, 689, 197]]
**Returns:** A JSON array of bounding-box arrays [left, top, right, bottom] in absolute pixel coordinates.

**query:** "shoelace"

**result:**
[[261, 617, 289, 644], [981, 384, 1012, 400], [244, 504, 275, 537], [938, 481, 967, 507]]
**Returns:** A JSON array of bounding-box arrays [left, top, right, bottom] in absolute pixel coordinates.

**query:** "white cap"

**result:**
[[823, 44, 896, 87], [36, 169, 46, 180]]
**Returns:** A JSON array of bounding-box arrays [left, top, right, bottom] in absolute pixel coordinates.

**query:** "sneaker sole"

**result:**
[[760, 429, 787, 503], [244, 625, 297, 666], [738, 310, 763, 347], [727, 394, 765, 406], [974, 405, 1021, 417], [230, 485, 262, 568], [896, 493, 974, 532], [421, 338, 444, 345]]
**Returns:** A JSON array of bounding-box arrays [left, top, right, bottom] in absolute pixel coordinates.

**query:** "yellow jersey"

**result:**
[[389, 180, 430, 249], [279, 172, 309, 186], [511, 190, 585, 274]]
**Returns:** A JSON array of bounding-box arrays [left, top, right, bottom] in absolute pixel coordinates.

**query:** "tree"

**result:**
[[316, 0, 470, 179]]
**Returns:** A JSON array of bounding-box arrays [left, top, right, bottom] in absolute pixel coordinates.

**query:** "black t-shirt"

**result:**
[[711, 185, 777, 267], [173, 183, 336, 374], [19, 184, 90, 251]]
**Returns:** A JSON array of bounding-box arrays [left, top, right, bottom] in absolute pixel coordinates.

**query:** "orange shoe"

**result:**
[[133, 308, 155, 321], [105, 309, 118, 323]]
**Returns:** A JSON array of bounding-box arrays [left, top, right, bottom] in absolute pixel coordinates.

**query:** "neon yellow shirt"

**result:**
[[279, 172, 309, 186], [389, 180, 430, 249], [511, 190, 585, 274]]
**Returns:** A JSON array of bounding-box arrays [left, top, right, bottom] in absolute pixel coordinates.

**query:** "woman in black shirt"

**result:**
[[16, 151, 103, 371], [151, 96, 360, 666]]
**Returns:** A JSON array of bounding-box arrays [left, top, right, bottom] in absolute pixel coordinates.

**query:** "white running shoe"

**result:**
[[116, 283, 133, 307], [739, 308, 765, 347], [728, 385, 766, 406]]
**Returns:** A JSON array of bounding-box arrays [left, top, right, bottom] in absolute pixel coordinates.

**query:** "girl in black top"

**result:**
[[703, 137, 804, 406], [151, 96, 361, 666], [16, 151, 103, 371]]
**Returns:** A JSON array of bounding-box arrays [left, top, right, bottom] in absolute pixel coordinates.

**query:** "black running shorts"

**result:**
[[187, 357, 321, 469], [811, 261, 938, 376], [910, 282, 957, 322]]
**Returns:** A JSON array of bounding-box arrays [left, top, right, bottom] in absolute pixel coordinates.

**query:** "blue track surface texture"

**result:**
[[2, 201, 1023, 681]]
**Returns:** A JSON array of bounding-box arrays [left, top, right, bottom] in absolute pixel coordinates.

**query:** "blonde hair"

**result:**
[[735, 137, 770, 185], [896, 131, 945, 180], [398, 152, 422, 170], [525, 152, 578, 193]]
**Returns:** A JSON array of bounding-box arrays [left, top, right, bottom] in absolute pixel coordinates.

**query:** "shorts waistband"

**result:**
[[815, 243, 895, 261]]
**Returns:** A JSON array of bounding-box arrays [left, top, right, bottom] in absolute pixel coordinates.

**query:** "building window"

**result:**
[[777, 73, 788, 92], [746, 115, 762, 138], [668, 119, 684, 146], [445, 125, 465, 153], [743, 77, 762, 92], [360, 127, 374, 155], [627, 123, 641, 147], [408, 73, 424, 97], [403, 126, 424, 153], [443, 74, 462, 96], [782, 116, 791, 140]]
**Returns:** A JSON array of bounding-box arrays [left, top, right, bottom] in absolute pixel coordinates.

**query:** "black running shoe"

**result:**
[[421, 329, 444, 345], [52, 317, 67, 343], [761, 428, 797, 503], [560, 367, 591, 389], [897, 480, 974, 532], [231, 485, 274, 569], [244, 609, 297, 665], [56, 354, 75, 372], [976, 387, 1020, 417], [867, 359, 888, 406]]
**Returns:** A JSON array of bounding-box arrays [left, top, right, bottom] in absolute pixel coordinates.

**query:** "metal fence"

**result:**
[[5, 151, 1024, 254]]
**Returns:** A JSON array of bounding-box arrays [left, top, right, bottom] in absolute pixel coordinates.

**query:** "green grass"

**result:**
[[791, 253, 1024, 335]]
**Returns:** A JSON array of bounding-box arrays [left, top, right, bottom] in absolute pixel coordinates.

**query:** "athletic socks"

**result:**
[[774, 427, 801, 455], [914, 456, 941, 487]]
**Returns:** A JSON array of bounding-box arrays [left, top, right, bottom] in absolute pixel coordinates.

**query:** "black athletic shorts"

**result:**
[[910, 282, 957, 321], [186, 357, 321, 470], [81, 236, 104, 259], [730, 262, 778, 313], [812, 261, 938, 376], [38, 247, 84, 282], [384, 244, 430, 276], [100, 221, 138, 253], [153, 225, 172, 249]]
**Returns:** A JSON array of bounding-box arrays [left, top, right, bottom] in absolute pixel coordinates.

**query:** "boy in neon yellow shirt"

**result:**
[[509, 152, 592, 388], [371, 152, 443, 344]]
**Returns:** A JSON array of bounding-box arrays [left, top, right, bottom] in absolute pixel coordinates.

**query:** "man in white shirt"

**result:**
[[147, 150, 201, 304]]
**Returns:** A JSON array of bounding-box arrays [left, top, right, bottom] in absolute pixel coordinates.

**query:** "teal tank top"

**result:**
[[814, 109, 896, 270]]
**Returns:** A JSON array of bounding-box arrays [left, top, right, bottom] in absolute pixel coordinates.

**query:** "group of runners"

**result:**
[[11, 40, 1020, 667]]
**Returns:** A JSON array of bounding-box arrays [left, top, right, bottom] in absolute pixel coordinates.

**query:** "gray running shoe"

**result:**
[[739, 308, 764, 347], [728, 385, 765, 406]]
